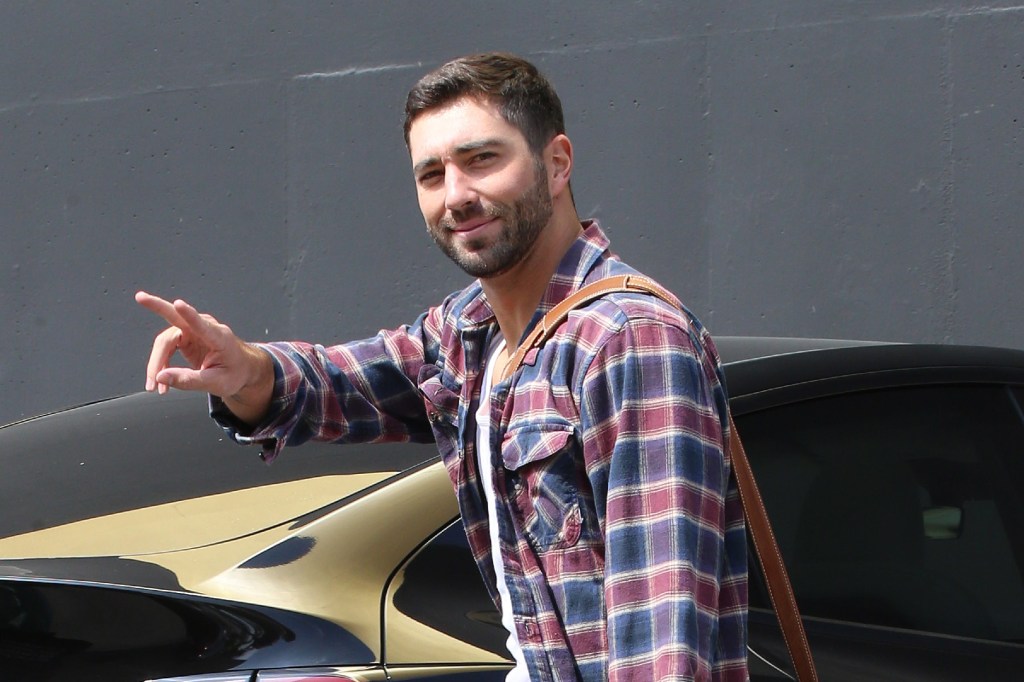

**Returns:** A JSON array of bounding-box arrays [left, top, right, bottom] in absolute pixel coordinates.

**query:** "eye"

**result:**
[[417, 168, 443, 187], [470, 151, 496, 165]]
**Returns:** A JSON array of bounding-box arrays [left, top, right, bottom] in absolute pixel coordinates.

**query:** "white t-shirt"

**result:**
[[476, 335, 531, 681]]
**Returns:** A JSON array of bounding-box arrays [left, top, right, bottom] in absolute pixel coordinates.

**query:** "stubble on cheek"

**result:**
[[424, 162, 551, 278]]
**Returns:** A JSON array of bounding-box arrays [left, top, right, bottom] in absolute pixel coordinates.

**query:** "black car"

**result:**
[[2, 338, 1023, 680]]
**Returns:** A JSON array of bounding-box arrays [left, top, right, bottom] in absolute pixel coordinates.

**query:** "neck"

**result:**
[[481, 209, 582, 349]]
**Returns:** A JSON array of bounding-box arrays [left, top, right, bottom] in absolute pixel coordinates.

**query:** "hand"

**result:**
[[135, 291, 273, 423]]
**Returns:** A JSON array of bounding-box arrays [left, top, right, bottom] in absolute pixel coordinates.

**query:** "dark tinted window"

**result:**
[[391, 521, 507, 656], [740, 385, 1024, 642]]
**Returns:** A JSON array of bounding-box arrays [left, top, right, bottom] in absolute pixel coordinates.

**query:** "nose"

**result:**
[[443, 165, 478, 213]]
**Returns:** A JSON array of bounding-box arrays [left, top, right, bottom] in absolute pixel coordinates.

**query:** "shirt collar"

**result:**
[[533, 218, 611, 313]]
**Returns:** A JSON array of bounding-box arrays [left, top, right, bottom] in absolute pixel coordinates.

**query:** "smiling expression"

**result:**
[[408, 97, 553, 279]]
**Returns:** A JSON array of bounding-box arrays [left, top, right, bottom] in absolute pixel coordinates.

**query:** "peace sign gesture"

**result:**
[[135, 291, 273, 425]]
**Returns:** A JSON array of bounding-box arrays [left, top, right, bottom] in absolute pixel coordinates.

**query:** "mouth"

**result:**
[[449, 217, 499, 236]]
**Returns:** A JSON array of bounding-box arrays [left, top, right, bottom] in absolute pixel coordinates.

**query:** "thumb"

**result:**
[[155, 367, 209, 394]]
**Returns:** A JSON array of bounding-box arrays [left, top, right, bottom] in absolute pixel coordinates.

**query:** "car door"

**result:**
[[739, 381, 1024, 680]]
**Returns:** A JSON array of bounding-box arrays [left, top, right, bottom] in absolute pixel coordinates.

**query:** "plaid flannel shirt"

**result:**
[[220, 221, 748, 681]]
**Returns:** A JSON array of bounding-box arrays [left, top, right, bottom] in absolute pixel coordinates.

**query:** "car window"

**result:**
[[739, 384, 1024, 642], [386, 520, 509, 661]]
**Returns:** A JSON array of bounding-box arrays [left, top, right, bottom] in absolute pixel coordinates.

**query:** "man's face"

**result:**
[[408, 97, 552, 279]]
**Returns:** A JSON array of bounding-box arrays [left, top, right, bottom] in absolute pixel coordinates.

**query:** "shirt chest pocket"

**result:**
[[502, 424, 593, 552]]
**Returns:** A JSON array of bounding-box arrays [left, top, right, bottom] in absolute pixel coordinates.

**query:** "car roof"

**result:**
[[717, 336, 1024, 413], [714, 335, 886, 364]]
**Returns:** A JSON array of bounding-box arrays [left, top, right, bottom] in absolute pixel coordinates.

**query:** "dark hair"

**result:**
[[403, 52, 566, 154]]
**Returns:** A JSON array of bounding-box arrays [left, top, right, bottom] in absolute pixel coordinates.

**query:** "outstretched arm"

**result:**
[[135, 291, 274, 425]]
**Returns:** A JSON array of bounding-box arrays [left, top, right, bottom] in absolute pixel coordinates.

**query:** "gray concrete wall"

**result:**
[[3, 1, 1022, 425]]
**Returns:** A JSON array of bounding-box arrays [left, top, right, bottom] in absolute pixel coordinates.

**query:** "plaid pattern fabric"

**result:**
[[218, 221, 748, 681]]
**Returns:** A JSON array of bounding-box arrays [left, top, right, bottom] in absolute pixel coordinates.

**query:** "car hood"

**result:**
[[0, 391, 437, 558]]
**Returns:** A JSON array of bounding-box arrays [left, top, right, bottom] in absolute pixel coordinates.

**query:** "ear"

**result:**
[[545, 134, 573, 198]]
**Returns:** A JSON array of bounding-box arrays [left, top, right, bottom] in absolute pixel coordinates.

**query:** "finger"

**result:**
[[145, 326, 183, 392], [137, 292, 190, 391], [170, 299, 226, 349], [154, 366, 209, 394], [136, 291, 191, 330]]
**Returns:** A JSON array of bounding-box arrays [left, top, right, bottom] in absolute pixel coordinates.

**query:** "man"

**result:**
[[138, 52, 748, 681]]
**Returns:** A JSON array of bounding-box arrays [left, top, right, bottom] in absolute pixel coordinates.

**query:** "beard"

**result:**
[[427, 162, 553, 279]]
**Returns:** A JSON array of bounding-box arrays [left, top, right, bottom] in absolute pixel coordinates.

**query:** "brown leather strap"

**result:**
[[501, 276, 818, 681], [499, 274, 681, 383], [728, 412, 818, 681]]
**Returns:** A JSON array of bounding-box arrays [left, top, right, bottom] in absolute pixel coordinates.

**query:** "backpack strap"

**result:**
[[501, 275, 819, 682]]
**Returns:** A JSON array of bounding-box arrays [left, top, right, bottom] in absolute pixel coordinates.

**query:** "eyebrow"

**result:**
[[412, 137, 507, 176]]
